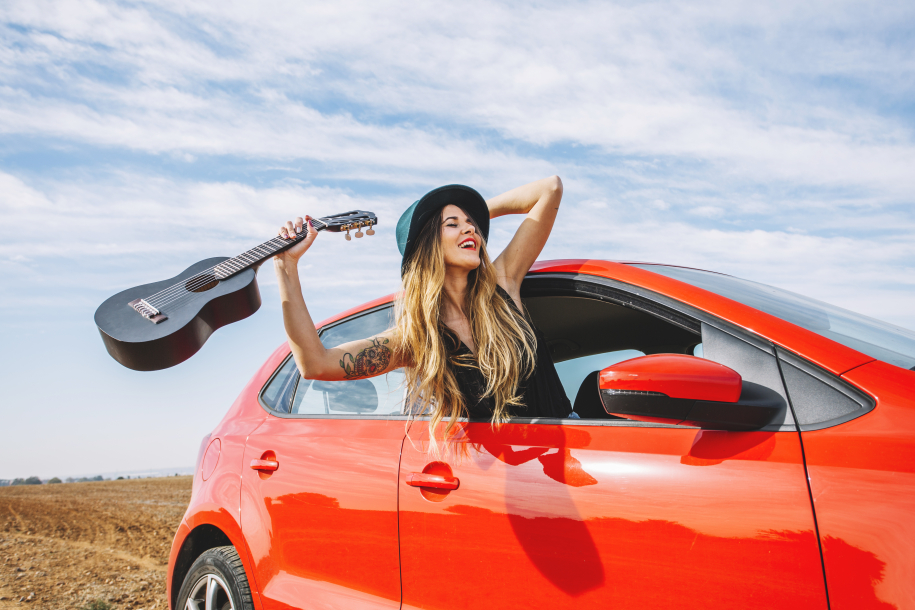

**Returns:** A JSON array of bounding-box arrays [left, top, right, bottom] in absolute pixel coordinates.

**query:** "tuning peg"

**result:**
[[345, 229, 351, 241], [355, 226, 363, 238], [366, 223, 375, 236]]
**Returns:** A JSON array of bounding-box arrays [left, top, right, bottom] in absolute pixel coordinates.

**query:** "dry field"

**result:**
[[0, 477, 192, 609]]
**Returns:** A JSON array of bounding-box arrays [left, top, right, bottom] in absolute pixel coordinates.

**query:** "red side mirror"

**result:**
[[599, 354, 742, 403], [598, 354, 758, 428]]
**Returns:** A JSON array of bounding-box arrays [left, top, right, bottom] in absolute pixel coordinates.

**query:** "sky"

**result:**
[[1, 0, 913, 479]]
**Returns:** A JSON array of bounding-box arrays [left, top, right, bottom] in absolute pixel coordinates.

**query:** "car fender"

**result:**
[[168, 504, 265, 610]]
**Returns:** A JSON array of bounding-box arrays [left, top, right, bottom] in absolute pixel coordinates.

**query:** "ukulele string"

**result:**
[[144, 238, 286, 309], [146, 229, 312, 307], [144, 216, 335, 309], [156, 222, 331, 306], [148, 236, 290, 309], [146, 221, 332, 310]]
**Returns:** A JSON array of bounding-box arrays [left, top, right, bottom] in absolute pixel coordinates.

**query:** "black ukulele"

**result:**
[[95, 211, 377, 371]]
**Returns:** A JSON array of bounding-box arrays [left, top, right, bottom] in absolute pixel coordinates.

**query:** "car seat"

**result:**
[[572, 371, 621, 420]]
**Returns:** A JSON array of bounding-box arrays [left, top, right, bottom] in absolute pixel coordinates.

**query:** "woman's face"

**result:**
[[440, 204, 481, 272]]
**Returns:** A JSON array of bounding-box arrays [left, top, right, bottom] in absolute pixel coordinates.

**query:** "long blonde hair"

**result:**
[[395, 209, 538, 441]]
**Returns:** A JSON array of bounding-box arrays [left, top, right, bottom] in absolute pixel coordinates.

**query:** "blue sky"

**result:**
[[1, 0, 913, 479]]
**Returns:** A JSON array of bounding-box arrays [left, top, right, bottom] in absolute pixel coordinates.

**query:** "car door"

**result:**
[[240, 305, 407, 610], [398, 277, 828, 610]]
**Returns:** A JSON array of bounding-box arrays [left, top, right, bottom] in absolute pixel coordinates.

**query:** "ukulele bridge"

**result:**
[[128, 298, 168, 324]]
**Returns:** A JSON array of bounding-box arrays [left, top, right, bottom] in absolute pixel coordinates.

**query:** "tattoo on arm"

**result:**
[[339, 337, 392, 379]]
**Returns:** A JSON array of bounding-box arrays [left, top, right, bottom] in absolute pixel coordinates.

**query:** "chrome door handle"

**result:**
[[250, 459, 279, 472], [407, 473, 459, 490]]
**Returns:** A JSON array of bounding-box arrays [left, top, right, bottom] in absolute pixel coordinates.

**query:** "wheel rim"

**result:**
[[185, 573, 234, 610]]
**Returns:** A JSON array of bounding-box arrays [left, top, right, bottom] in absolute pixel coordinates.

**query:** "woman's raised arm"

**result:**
[[274, 216, 403, 381], [489, 176, 564, 297]]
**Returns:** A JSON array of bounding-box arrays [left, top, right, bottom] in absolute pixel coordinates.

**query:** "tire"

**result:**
[[176, 545, 254, 610]]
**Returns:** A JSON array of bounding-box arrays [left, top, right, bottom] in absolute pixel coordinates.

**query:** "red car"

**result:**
[[167, 260, 915, 610]]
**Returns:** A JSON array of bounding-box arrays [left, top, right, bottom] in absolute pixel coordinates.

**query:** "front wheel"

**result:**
[[176, 546, 254, 610]]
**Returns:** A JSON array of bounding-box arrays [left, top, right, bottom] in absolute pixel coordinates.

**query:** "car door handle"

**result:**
[[407, 473, 459, 490], [250, 459, 279, 472]]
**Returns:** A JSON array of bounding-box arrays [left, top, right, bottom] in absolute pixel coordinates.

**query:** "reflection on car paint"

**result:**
[[399, 421, 826, 609]]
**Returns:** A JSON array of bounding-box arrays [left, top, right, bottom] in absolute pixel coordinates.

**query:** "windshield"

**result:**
[[631, 264, 915, 370]]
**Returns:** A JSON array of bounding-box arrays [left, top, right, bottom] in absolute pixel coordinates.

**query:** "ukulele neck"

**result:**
[[211, 210, 376, 279], [212, 218, 330, 279]]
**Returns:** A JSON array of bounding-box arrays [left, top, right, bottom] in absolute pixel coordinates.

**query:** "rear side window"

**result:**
[[291, 372, 406, 416], [260, 306, 405, 417], [319, 307, 394, 349], [261, 357, 299, 414]]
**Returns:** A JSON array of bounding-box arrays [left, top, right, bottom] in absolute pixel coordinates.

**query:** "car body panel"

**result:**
[[167, 344, 283, 608], [239, 417, 405, 609], [400, 421, 827, 610], [802, 360, 915, 609], [168, 259, 915, 610]]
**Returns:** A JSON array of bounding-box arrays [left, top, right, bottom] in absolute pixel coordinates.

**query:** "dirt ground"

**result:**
[[0, 477, 192, 610]]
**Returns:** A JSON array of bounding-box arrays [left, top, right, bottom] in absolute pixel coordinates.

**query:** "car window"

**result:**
[[261, 356, 300, 414], [319, 307, 394, 348], [287, 306, 405, 417], [524, 294, 701, 420], [553, 349, 644, 406], [291, 371, 406, 416]]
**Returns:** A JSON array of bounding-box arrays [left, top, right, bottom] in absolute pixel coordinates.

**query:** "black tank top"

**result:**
[[444, 286, 572, 419]]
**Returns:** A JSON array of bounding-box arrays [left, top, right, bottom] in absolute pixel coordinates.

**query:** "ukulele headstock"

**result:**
[[317, 210, 378, 241]]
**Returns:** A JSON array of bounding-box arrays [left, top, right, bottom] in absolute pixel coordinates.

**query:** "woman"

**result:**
[[274, 176, 570, 439]]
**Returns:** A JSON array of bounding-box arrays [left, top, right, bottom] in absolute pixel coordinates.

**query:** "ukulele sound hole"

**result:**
[[186, 274, 219, 293]]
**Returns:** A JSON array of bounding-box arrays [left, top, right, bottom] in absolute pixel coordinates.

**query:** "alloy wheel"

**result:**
[[184, 573, 234, 610]]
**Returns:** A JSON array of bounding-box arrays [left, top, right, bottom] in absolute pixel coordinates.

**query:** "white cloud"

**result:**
[[2, 0, 915, 194]]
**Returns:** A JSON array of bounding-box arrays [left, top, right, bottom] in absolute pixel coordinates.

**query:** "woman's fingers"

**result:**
[[298, 215, 318, 247], [279, 215, 318, 240], [276, 214, 319, 266]]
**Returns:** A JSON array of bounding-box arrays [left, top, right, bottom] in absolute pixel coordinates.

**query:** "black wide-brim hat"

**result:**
[[396, 184, 490, 271]]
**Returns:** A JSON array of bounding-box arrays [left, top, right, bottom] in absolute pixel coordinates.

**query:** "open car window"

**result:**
[[523, 294, 700, 420]]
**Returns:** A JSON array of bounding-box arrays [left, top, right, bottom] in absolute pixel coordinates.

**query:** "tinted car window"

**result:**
[[261, 356, 300, 414], [292, 371, 406, 416], [319, 307, 394, 348]]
